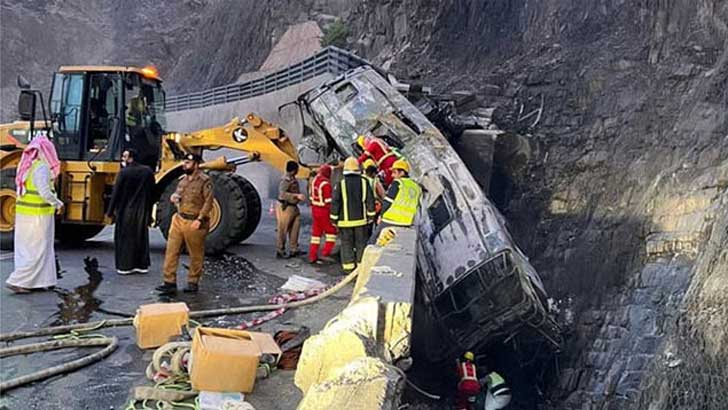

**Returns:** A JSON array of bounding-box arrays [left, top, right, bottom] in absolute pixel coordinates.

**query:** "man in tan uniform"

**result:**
[[156, 153, 213, 294], [277, 161, 305, 258]]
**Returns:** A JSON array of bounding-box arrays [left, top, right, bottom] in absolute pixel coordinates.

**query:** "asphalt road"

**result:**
[[0, 204, 351, 410]]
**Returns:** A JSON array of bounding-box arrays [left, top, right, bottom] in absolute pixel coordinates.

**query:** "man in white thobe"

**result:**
[[6, 135, 64, 293]]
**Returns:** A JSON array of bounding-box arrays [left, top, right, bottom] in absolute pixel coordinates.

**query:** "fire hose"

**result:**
[[0, 268, 360, 393]]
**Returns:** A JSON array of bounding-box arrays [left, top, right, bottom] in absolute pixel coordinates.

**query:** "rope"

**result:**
[[0, 268, 360, 342], [387, 364, 442, 400], [0, 336, 118, 393]]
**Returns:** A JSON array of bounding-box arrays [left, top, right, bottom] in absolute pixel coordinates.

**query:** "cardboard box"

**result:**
[[190, 328, 284, 393], [134, 302, 189, 349]]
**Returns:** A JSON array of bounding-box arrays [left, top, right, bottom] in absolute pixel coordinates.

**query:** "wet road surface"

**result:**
[[0, 205, 351, 409]]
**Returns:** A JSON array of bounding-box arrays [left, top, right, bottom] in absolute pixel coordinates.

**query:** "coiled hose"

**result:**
[[0, 269, 360, 393]]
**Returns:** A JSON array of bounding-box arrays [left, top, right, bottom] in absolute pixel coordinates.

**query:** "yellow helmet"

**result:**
[[464, 351, 475, 361], [357, 135, 367, 148], [363, 158, 377, 169], [392, 159, 410, 173], [343, 156, 360, 173]]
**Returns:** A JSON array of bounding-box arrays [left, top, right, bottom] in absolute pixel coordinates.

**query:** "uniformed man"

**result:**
[[277, 161, 305, 258], [330, 157, 375, 273], [156, 153, 213, 294]]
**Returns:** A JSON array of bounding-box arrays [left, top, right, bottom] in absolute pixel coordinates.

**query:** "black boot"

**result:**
[[155, 282, 177, 294], [183, 283, 199, 293]]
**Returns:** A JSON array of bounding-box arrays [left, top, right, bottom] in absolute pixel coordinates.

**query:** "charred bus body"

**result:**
[[294, 66, 561, 360]]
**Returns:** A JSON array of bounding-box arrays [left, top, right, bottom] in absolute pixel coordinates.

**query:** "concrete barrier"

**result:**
[[295, 228, 418, 410]]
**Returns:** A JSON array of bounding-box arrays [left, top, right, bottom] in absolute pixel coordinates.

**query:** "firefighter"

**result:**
[[455, 351, 481, 410], [308, 164, 337, 264], [357, 135, 399, 186], [379, 159, 421, 227], [478, 366, 512, 410], [157, 153, 213, 294], [330, 157, 376, 273]]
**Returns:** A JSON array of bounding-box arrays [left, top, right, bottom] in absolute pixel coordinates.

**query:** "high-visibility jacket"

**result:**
[[485, 372, 511, 396], [16, 160, 57, 216], [457, 360, 481, 396], [381, 177, 421, 226], [330, 174, 375, 228], [358, 137, 396, 167], [310, 174, 332, 209]]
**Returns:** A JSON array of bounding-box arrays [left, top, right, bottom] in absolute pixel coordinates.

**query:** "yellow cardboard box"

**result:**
[[134, 303, 189, 349], [190, 327, 261, 393], [190, 328, 283, 393]]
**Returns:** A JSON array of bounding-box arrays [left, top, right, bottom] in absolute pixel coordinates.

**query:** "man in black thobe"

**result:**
[[106, 148, 156, 275]]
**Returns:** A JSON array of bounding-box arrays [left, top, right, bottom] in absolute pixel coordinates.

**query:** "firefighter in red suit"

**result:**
[[455, 351, 481, 410], [357, 135, 398, 187], [308, 164, 337, 264]]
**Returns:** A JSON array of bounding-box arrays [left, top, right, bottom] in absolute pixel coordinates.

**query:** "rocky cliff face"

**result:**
[[2, 1, 726, 409], [341, 1, 728, 409]]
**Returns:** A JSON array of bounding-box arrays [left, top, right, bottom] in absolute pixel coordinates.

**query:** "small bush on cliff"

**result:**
[[322, 20, 349, 48]]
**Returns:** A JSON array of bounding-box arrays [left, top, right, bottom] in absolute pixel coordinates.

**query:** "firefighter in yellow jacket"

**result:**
[[370, 159, 422, 245]]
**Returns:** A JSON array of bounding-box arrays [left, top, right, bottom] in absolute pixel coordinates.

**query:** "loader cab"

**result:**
[[48, 66, 166, 168]]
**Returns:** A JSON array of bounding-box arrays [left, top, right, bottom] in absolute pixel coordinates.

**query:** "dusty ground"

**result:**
[[0, 204, 352, 410]]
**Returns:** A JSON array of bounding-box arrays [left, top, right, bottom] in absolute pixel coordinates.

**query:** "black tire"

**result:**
[[229, 173, 261, 243], [157, 171, 249, 255], [56, 223, 105, 244], [0, 168, 17, 251]]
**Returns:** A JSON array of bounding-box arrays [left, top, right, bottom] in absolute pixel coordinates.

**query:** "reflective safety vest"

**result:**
[[381, 177, 421, 226], [16, 160, 57, 216], [458, 361, 478, 383], [487, 372, 511, 396], [310, 175, 332, 208], [331, 175, 375, 228]]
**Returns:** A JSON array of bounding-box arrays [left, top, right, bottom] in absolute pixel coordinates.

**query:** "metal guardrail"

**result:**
[[165, 47, 370, 112]]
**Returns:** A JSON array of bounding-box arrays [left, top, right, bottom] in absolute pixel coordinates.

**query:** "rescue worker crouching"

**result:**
[[156, 153, 213, 295], [455, 351, 481, 410], [477, 364, 512, 410], [357, 135, 399, 186], [330, 157, 376, 273], [308, 164, 337, 264]]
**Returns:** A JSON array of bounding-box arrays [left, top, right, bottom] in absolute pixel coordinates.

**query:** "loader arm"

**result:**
[[164, 113, 311, 179]]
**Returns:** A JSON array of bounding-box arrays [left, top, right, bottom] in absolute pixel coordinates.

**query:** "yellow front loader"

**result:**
[[0, 66, 309, 254]]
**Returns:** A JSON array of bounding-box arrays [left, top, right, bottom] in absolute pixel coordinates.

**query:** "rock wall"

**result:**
[[4, 1, 727, 408], [329, 1, 728, 409]]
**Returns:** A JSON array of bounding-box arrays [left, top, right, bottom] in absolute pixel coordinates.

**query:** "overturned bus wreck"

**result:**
[[291, 66, 562, 360]]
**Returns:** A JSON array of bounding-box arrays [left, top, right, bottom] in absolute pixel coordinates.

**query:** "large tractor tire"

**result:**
[[157, 171, 260, 255], [0, 168, 17, 250], [56, 223, 105, 244], [0, 168, 104, 249], [229, 173, 261, 243]]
